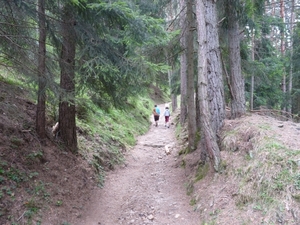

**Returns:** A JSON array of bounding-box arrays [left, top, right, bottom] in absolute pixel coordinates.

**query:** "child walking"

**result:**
[[153, 105, 160, 127], [164, 106, 170, 128]]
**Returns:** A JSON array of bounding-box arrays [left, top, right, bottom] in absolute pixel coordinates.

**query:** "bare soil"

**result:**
[[77, 105, 201, 225]]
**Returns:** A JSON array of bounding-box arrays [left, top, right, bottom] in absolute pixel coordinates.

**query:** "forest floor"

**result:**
[[77, 104, 201, 225]]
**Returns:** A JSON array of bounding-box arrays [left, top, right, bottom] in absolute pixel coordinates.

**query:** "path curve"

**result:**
[[78, 105, 201, 225]]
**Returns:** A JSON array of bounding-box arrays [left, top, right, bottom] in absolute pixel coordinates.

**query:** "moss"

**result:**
[[180, 159, 186, 168], [292, 194, 300, 203], [195, 163, 209, 182]]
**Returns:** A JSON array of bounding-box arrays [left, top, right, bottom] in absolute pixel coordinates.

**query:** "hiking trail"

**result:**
[[77, 105, 201, 225]]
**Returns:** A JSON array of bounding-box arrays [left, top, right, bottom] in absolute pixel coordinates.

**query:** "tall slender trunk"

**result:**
[[59, 5, 78, 152], [36, 0, 46, 141], [250, 11, 255, 111], [166, 2, 178, 111], [288, 0, 295, 114], [180, 0, 188, 125], [280, 0, 286, 111], [227, 0, 246, 119], [186, 0, 196, 150]]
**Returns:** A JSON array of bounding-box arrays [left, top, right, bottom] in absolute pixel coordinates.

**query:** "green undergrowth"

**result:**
[[76, 95, 153, 187]]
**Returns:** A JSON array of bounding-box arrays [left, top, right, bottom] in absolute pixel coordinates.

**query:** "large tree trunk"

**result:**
[[206, 1, 225, 134], [36, 0, 46, 141], [180, 0, 188, 125], [186, 0, 196, 150], [196, 0, 222, 171], [59, 5, 78, 153], [227, 1, 246, 119]]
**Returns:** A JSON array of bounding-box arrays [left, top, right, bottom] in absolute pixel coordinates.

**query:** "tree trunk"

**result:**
[[227, 1, 246, 119], [180, 0, 188, 125], [288, 0, 295, 114], [206, 1, 225, 134], [36, 0, 46, 142], [280, 0, 286, 112], [166, 2, 178, 112], [195, 81, 201, 130], [172, 94, 177, 111], [250, 14, 255, 111], [196, 0, 222, 171], [186, 0, 196, 150], [59, 5, 78, 153]]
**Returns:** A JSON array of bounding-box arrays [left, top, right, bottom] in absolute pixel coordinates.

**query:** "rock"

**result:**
[[165, 144, 171, 155], [147, 214, 154, 220], [278, 124, 284, 128], [175, 214, 180, 218]]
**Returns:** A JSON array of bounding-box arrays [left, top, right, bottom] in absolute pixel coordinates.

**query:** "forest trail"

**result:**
[[77, 104, 201, 225]]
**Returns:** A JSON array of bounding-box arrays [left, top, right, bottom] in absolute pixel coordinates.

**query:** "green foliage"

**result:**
[[26, 151, 44, 161], [76, 95, 152, 187], [73, 0, 171, 109]]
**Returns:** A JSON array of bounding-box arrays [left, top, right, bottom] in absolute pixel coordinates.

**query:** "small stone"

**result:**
[[175, 214, 180, 218], [147, 214, 154, 220], [278, 124, 284, 128]]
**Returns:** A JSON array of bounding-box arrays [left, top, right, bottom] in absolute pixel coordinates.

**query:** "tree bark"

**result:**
[[36, 0, 46, 142], [186, 0, 196, 150], [59, 5, 78, 153], [226, 1, 246, 119], [196, 0, 222, 171], [288, 0, 294, 114], [206, 1, 225, 134], [280, 0, 286, 112], [180, 0, 188, 125], [250, 2, 255, 111]]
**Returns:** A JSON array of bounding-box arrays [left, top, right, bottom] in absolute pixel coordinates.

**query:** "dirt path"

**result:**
[[77, 106, 201, 225]]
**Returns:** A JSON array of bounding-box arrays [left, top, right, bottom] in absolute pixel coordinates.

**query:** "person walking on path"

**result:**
[[153, 105, 160, 126], [164, 106, 170, 128]]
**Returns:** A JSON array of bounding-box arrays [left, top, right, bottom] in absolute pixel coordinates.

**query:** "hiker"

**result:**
[[164, 106, 170, 128], [153, 105, 160, 126]]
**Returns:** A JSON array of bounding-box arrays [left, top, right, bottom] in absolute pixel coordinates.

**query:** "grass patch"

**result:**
[[76, 95, 152, 187], [233, 136, 300, 217]]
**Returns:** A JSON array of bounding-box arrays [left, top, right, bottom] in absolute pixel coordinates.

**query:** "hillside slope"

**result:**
[[183, 113, 300, 224], [0, 78, 154, 224], [0, 80, 99, 224]]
